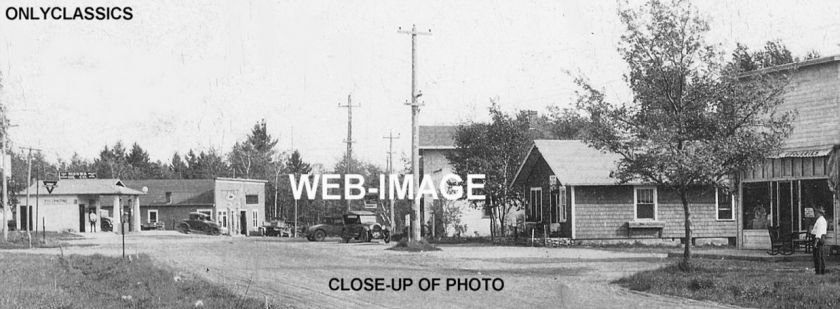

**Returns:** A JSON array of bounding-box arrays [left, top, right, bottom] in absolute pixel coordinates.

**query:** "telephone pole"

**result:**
[[20, 146, 41, 233], [398, 24, 431, 242], [339, 94, 359, 212], [1, 134, 8, 241], [383, 131, 400, 228]]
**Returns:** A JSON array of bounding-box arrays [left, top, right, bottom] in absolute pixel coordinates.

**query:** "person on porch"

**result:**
[[812, 206, 827, 275], [89, 210, 98, 233]]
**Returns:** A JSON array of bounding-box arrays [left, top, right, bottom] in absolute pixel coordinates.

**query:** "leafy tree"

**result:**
[[170, 152, 188, 179], [447, 100, 531, 238], [577, 0, 793, 267], [730, 40, 821, 72]]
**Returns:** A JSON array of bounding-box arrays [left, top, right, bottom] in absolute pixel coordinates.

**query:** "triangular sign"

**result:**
[[43, 180, 57, 194]]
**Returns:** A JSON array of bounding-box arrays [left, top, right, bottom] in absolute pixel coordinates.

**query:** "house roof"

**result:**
[[121, 179, 215, 206], [512, 140, 624, 186], [19, 179, 145, 196], [419, 125, 457, 149]]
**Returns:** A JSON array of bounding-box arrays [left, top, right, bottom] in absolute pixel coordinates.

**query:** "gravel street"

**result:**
[[11, 232, 739, 308]]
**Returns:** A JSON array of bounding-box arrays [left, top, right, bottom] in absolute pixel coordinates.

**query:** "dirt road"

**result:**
[[13, 232, 739, 308]]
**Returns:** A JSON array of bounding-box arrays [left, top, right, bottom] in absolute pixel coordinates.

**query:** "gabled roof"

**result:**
[[419, 125, 457, 149], [512, 140, 623, 186], [20, 179, 145, 196], [122, 179, 215, 206]]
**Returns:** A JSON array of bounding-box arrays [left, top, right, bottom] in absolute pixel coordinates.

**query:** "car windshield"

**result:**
[[359, 215, 377, 224], [344, 215, 360, 224]]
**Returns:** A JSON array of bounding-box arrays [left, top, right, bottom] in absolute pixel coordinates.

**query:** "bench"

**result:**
[[627, 221, 665, 238]]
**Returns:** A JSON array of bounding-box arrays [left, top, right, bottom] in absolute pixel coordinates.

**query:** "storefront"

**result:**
[[739, 148, 838, 249]]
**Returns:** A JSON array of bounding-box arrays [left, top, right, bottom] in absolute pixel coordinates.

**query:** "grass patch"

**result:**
[[387, 239, 441, 252], [0, 231, 81, 249], [614, 258, 840, 308], [0, 252, 287, 308]]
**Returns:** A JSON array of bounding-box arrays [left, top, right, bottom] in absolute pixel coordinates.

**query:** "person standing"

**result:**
[[89, 210, 98, 233], [812, 207, 827, 275]]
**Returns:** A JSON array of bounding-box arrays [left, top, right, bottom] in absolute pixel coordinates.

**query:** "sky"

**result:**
[[1, 0, 839, 168]]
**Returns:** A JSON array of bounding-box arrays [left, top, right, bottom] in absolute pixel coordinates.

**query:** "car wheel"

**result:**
[[383, 231, 391, 244], [210, 228, 220, 236], [314, 230, 326, 242], [178, 223, 190, 234], [359, 231, 370, 242]]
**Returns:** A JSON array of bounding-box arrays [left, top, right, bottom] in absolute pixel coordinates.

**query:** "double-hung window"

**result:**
[[550, 187, 567, 223], [529, 187, 543, 222], [716, 188, 734, 220], [634, 187, 657, 220]]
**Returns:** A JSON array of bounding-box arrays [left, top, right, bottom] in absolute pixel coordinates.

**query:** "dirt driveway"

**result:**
[[12, 232, 739, 309]]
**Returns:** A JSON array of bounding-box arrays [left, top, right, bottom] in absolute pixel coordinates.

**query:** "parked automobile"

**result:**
[[177, 212, 221, 235], [340, 211, 390, 243], [100, 217, 113, 232], [305, 216, 344, 241], [259, 220, 291, 237], [141, 221, 165, 231]]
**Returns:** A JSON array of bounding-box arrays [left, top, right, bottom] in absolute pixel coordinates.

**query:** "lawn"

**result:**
[[0, 231, 82, 249], [0, 252, 288, 309], [615, 258, 840, 308]]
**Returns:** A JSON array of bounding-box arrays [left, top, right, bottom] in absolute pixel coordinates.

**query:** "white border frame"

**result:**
[[633, 186, 658, 221], [528, 187, 543, 223]]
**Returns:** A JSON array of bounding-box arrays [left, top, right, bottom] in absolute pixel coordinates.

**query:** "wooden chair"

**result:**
[[792, 232, 814, 253], [767, 226, 794, 255]]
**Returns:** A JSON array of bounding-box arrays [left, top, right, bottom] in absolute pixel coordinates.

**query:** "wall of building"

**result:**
[[421, 149, 495, 237], [776, 61, 840, 151], [573, 185, 737, 240], [34, 195, 81, 232], [140, 206, 202, 230], [521, 152, 572, 238], [214, 179, 266, 234]]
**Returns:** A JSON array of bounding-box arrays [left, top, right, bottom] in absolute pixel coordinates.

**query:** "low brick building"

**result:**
[[511, 140, 737, 242]]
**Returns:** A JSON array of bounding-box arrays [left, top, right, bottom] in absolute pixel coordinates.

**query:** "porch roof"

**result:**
[[512, 140, 623, 186], [19, 179, 145, 196]]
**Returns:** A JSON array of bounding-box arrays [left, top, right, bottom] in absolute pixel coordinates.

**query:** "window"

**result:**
[[246, 195, 259, 204], [165, 192, 172, 204], [147, 209, 158, 223], [218, 211, 227, 228], [716, 188, 734, 220], [528, 187, 543, 222], [252, 210, 258, 227], [550, 187, 567, 223], [634, 187, 657, 220]]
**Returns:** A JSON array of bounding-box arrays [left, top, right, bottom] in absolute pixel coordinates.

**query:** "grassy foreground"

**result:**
[[0, 252, 284, 309], [615, 258, 840, 308]]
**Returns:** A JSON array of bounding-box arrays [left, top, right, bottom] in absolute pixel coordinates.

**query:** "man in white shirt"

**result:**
[[89, 210, 98, 233], [811, 207, 827, 275]]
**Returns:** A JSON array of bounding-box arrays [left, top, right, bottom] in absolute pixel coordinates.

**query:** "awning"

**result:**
[[769, 147, 834, 158]]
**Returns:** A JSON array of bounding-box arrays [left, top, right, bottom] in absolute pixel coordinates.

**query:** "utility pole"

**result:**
[[1, 134, 8, 241], [339, 94, 359, 212], [383, 131, 400, 229], [20, 146, 41, 233], [398, 24, 431, 242]]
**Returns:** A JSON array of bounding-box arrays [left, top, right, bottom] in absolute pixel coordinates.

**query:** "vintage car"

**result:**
[[340, 211, 390, 243], [177, 212, 221, 235], [305, 216, 344, 241], [141, 221, 166, 231], [260, 220, 292, 237], [100, 217, 113, 232]]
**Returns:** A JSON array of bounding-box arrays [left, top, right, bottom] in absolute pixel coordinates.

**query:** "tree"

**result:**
[[729, 40, 821, 72], [447, 100, 531, 238], [577, 0, 793, 267], [170, 152, 188, 178], [229, 119, 279, 179]]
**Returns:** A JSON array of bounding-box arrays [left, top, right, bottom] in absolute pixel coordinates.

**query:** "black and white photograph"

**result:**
[[1, 0, 840, 308]]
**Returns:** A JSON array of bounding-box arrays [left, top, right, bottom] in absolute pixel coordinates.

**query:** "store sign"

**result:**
[[59, 172, 96, 179]]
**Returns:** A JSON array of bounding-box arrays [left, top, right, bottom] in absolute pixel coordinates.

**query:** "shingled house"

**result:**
[[511, 140, 737, 242]]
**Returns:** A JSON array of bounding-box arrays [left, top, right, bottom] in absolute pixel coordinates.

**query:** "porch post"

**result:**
[[94, 196, 101, 232], [112, 196, 121, 234], [132, 196, 141, 232]]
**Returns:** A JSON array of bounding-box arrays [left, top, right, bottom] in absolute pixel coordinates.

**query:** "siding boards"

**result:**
[[574, 186, 737, 240]]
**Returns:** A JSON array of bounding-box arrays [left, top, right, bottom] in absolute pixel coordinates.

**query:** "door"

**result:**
[[20, 206, 28, 231], [775, 182, 795, 236], [78, 204, 86, 233], [239, 210, 247, 235]]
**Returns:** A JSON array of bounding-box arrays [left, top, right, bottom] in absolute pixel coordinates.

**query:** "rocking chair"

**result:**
[[767, 226, 794, 256]]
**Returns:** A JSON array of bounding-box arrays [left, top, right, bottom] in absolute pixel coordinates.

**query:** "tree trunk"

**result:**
[[499, 206, 506, 237], [680, 189, 692, 268]]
